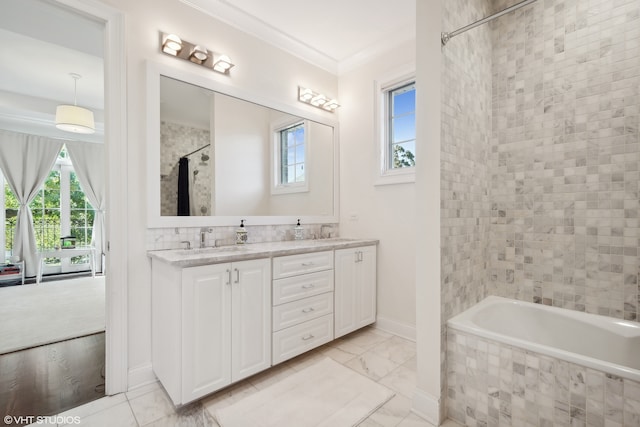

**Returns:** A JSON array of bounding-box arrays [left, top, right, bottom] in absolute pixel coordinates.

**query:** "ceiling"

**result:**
[[1, 0, 415, 141], [179, 0, 416, 74]]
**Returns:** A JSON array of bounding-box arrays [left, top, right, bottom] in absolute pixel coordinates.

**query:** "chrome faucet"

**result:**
[[320, 224, 333, 239], [200, 228, 212, 248], [181, 241, 191, 250]]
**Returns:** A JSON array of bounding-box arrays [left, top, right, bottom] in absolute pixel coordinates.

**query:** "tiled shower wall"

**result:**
[[489, 0, 640, 321], [160, 121, 212, 216], [440, 0, 493, 410], [440, 0, 493, 331]]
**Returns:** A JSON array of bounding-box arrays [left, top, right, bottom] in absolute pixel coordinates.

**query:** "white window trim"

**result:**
[[374, 64, 416, 186], [271, 118, 310, 195]]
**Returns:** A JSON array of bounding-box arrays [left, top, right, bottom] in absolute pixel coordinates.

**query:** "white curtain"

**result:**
[[66, 141, 105, 272], [0, 130, 63, 277]]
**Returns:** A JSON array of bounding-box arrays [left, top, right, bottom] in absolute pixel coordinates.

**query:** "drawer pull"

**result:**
[[302, 283, 315, 289], [301, 261, 315, 267], [301, 334, 314, 341], [301, 307, 315, 313]]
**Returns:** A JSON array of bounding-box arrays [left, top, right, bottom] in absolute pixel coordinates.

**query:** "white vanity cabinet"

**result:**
[[334, 245, 377, 338], [151, 258, 271, 405], [271, 251, 335, 364]]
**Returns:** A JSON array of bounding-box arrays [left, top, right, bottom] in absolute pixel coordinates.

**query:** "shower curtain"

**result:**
[[177, 157, 190, 216]]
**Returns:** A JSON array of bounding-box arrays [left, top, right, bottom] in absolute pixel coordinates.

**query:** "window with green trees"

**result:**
[[2, 146, 94, 272]]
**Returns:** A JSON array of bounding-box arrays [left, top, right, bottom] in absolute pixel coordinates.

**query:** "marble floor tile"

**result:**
[[61, 401, 137, 427], [365, 394, 414, 426], [345, 351, 401, 381], [379, 365, 418, 400], [370, 336, 417, 365], [201, 380, 258, 414], [57, 393, 128, 420], [128, 387, 175, 426], [41, 327, 441, 427], [143, 402, 218, 427]]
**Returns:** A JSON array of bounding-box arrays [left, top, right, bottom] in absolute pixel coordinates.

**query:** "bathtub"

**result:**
[[448, 296, 640, 382], [446, 296, 640, 426]]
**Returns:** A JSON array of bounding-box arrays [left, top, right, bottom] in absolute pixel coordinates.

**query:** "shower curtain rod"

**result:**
[[181, 143, 210, 158], [441, 0, 537, 46]]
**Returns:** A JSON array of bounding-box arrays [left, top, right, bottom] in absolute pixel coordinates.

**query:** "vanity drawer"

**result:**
[[272, 314, 333, 364], [272, 270, 334, 305], [272, 251, 333, 279], [272, 292, 333, 332]]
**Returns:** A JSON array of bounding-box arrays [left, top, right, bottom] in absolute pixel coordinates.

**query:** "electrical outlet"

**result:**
[[349, 212, 359, 221]]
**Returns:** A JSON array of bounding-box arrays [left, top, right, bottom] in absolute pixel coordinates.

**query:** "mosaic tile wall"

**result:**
[[441, 0, 493, 330], [160, 121, 212, 216], [440, 0, 494, 416], [447, 328, 640, 427], [489, 0, 640, 321]]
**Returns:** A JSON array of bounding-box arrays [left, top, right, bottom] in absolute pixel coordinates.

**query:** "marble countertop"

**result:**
[[147, 237, 378, 267]]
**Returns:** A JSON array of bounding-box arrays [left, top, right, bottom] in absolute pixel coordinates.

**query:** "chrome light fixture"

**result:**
[[160, 32, 234, 75], [55, 73, 95, 134], [298, 86, 339, 112]]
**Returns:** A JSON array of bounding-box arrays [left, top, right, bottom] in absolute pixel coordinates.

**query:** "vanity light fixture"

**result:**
[[162, 33, 182, 56], [55, 73, 95, 134], [189, 45, 208, 64], [297, 86, 340, 112], [160, 32, 234, 75]]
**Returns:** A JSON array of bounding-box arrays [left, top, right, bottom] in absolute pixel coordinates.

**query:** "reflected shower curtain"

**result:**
[[177, 157, 190, 216]]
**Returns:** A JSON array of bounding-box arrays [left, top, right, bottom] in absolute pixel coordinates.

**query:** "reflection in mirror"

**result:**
[[159, 76, 334, 217]]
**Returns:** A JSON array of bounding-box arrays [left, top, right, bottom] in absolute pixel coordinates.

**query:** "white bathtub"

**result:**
[[447, 296, 640, 382]]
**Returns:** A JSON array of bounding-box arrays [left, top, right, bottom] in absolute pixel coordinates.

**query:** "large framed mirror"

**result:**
[[146, 61, 339, 228]]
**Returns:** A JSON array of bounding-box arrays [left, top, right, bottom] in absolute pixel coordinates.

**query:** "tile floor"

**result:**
[[33, 327, 462, 427]]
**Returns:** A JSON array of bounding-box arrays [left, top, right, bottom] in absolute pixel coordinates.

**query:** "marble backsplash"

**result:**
[[146, 223, 339, 252]]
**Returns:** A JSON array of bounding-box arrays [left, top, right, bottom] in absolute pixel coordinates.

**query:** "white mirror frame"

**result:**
[[146, 60, 339, 228]]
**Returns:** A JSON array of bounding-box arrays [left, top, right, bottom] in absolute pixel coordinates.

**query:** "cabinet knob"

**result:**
[[301, 307, 315, 313], [302, 283, 315, 289], [301, 261, 315, 267], [301, 334, 314, 341]]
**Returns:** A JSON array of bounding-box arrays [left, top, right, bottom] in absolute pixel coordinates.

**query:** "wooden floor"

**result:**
[[0, 333, 105, 426]]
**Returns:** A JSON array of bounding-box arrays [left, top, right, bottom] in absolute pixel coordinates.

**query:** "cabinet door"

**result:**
[[231, 258, 271, 381], [182, 263, 232, 403], [334, 246, 377, 338], [356, 246, 377, 328]]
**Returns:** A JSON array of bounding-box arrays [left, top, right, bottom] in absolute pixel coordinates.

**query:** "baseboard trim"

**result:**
[[374, 316, 416, 341], [127, 363, 156, 390], [412, 387, 441, 426]]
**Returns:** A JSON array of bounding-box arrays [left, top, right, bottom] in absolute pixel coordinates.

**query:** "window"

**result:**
[[272, 120, 309, 194], [375, 68, 416, 185], [2, 146, 95, 274], [388, 82, 416, 169]]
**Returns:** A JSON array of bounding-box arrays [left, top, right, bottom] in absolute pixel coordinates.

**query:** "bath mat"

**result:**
[[0, 276, 105, 354], [215, 357, 395, 427]]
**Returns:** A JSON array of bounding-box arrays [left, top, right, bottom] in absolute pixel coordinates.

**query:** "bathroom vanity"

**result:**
[[148, 238, 377, 406]]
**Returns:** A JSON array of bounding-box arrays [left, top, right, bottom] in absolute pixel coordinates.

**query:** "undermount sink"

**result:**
[[175, 246, 246, 255]]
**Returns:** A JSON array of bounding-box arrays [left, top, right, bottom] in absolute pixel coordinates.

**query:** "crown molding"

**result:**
[[179, 0, 415, 76]]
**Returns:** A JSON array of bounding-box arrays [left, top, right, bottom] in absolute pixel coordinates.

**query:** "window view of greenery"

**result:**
[[3, 146, 94, 267], [389, 82, 416, 169], [280, 123, 305, 184]]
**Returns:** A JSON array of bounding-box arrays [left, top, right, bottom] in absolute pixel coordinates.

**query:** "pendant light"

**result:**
[[55, 73, 95, 134]]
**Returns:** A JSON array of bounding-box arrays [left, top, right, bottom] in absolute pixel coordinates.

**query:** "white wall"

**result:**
[[338, 39, 417, 336], [102, 0, 338, 387]]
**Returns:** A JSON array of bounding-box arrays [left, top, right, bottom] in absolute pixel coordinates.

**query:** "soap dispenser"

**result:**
[[294, 219, 303, 240], [236, 219, 248, 245]]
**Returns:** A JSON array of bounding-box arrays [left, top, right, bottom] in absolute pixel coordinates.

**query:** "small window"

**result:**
[[280, 123, 305, 184], [375, 69, 416, 186], [272, 120, 309, 194], [388, 82, 416, 170]]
